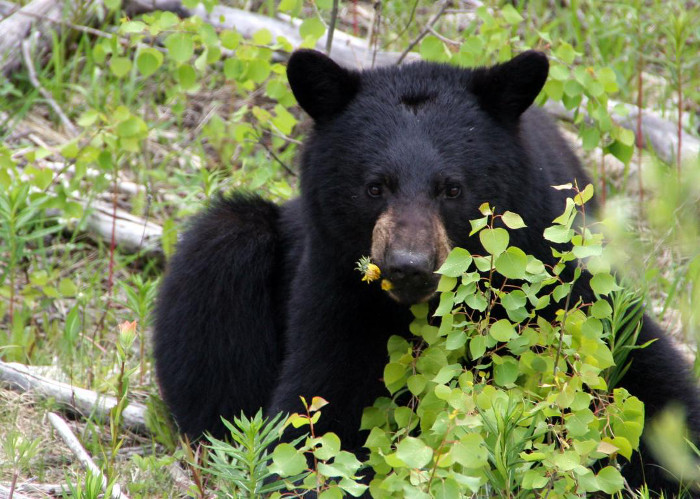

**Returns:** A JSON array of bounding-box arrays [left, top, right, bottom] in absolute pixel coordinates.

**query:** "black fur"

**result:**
[[154, 50, 699, 496]]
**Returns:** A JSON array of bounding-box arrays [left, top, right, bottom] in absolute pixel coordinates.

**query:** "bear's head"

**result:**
[[287, 49, 549, 305]]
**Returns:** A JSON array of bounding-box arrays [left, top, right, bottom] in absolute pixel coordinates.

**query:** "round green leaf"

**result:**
[[407, 374, 426, 396], [383, 362, 406, 386], [247, 59, 271, 83], [437, 247, 473, 277], [543, 224, 574, 243], [596, 466, 624, 494], [109, 56, 132, 78], [420, 35, 450, 62], [522, 469, 549, 489], [451, 434, 487, 468], [136, 48, 163, 77], [469, 335, 486, 359], [501, 211, 526, 229], [590, 273, 619, 296], [220, 29, 241, 50], [252, 28, 272, 45], [493, 356, 519, 386], [396, 437, 433, 468], [489, 319, 516, 342], [313, 432, 341, 461], [271, 443, 307, 476], [495, 246, 528, 279], [479, 227, 509, 256], [115, 116, 147, 138], [500, 3, 524, 24], [177, 64, 197, 90], [164, 32, 194, 63], [299, 17, 326, 41]]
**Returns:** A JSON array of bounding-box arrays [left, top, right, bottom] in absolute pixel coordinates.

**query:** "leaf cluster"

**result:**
[[360, 186, 645, 497]]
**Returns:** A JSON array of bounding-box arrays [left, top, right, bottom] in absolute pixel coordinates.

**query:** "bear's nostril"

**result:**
[[386, 250, 433, 284]]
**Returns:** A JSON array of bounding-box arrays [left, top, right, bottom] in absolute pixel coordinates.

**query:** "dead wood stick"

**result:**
[[0, 361, 148, 434], [20, 37, 79, 137], [0, 485, 33, 499], [84, 199, 163, 257], [48, 412, 131, 499], [3, 482, 69, 497], [0, 0, 62, 76]]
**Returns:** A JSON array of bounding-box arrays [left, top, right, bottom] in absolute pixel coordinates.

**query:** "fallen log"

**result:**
[[0, 361, 148, 434], [0, 485, 32, 499], [85, 199, 163, 257], [2, 482, 69, 497], [544, 100, 699, 168], [0, 0, 67, 76]]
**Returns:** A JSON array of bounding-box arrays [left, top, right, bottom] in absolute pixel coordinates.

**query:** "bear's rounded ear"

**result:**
[[287, 49, 361, 122], [470, 50, 549, 122]]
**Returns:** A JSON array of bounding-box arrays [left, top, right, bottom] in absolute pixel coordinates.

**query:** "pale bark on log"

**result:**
[[0, 0, 65, 76], [48, 412, 130, 499], [0, 485, 33, 499], [544, 100, 700, 167], [85, 200, 163, 257], [1, 483, 68, 496], [0, 361, 148, 434]]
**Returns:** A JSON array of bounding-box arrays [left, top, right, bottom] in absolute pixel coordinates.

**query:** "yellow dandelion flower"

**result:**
[[362, 263, 381, 283], [356, 256, 382, 283], [381, 279, 393, 291]]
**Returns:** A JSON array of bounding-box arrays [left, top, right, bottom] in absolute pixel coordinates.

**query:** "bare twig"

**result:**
[[383, 0, 419, 50], [325, 0, 339, 55], [258, 137, 296, 177], [371, 1, 382, 68], [397, 0, 452, 64], [20, 37, 78, 137], [427, 26, 460, 46], [48, 412, 131, 499]]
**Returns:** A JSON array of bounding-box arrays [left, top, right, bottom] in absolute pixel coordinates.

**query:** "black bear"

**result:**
[[154, 49, 699, 495]]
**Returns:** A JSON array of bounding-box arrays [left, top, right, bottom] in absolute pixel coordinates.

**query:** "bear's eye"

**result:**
[[445, 185, 462, 199], [367, 183, 383, 198]]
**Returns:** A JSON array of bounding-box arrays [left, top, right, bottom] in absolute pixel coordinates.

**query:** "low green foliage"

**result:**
[[271, 397, 367, 498], [204, 410, 304, 497], [359, 188, 643, 497]]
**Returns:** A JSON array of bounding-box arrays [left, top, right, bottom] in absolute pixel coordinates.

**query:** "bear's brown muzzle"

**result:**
[[371, 204, 451, 304]]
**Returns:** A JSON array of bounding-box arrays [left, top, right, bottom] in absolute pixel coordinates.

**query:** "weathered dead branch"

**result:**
[[21, 36, 79, 137], [0, 0, 62, 76], [0, 361, 148, 434], [48, 412, 131, 499], [1, 482, 69, 497], [84, 200, 163, 257], [0, 484, 33, 499]]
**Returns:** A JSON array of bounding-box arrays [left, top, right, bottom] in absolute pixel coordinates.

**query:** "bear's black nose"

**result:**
[[385, 249, 433, 288]]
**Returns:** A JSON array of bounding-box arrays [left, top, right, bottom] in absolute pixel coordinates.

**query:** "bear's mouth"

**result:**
[[381, 274, 440, 305]]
